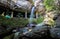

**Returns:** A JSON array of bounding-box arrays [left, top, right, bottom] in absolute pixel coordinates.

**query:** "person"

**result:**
[[5, 14, 11, 19]]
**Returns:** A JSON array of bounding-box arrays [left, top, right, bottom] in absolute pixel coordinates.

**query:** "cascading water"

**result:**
[[29, 6, 36, 27]]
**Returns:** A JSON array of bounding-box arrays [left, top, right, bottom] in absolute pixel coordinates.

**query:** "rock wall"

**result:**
[[0, 0, 32, 12], [34, 0, 45, 15], [15, 0, 32, 12]]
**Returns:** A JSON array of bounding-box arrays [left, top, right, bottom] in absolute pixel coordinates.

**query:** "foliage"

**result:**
[[31, 16, 44, 24], [44, 0, 55, 11], [36, 16, 44, 24], [0, 16, 28, 28]]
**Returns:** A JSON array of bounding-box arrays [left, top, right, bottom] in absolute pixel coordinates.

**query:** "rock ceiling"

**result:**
[[0, 0, 32, 12]]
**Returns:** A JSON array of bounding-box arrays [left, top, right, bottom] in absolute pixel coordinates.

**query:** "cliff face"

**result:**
[[0, 0, 32, 12]]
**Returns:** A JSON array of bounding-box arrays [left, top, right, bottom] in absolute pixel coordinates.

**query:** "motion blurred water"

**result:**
[[29, 6, 35, 24]]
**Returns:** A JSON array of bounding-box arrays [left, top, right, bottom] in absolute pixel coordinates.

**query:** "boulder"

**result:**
[[36, 4, 45, 14], [0, 0, 32, 12], [14, 0, 32, 12], [50, 28, 60, 38]]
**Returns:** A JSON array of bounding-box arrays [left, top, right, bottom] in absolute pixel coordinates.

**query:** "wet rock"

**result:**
[[55, 15, 60, 26], [21, 26, 49, 38], [50, 15, 60, 38], [0, 25, 15, 39], [50, 28, 60, 38]]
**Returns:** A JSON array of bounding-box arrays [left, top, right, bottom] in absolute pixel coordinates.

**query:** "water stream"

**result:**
[[29, 6, 36, 25]]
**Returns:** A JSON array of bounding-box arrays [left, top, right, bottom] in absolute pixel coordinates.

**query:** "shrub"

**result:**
[[36, 16, 44, 24], [30, 16, 44, 24]]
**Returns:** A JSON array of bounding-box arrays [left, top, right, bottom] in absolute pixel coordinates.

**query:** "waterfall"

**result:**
[[29, 6, 35, 24]]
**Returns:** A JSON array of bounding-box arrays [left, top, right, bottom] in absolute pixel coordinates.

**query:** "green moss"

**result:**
[[0, 16, 28, 27], [44, 0, 55, 11], [30, 16, 44, 24], [36, 16, 44, 24]]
